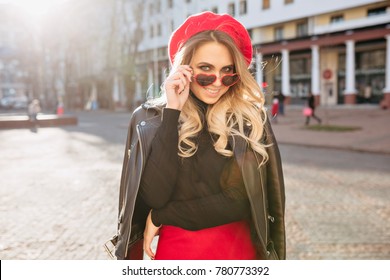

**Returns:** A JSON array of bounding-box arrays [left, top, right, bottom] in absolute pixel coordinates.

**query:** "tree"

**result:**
[[106, 0, 145, 110]]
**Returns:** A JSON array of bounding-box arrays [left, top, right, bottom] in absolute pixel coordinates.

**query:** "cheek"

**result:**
[[219, 88, 230, 97], [190, 82, 202, 95]]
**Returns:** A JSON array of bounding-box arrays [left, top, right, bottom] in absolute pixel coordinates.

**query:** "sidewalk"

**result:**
[[1, 106, 389, 154], [270, 105, 390, 154], [0, 106, 388, 260]]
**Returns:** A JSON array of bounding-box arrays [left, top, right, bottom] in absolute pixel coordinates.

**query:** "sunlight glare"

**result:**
[[11, 0, 67, 19]]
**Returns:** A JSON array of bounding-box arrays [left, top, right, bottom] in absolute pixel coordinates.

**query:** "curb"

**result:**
[[0, 114, 78, 129], [278, 141, 390, 155]]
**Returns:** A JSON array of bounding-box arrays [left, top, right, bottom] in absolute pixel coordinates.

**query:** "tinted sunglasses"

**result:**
[[193, 73, 240, 87]]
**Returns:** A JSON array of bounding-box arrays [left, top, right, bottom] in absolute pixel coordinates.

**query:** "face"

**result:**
[[190, 41, 236, 105]]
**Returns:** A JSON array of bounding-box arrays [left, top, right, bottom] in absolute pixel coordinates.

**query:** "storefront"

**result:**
[[255, 26, 390, 106]]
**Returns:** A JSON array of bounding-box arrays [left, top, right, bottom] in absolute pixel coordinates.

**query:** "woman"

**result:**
[[114, 11, 285, 260], [305, 92, 322, 125]]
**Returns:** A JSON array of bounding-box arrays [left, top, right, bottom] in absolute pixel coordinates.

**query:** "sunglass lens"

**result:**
[[222, 74, 239, 86], [196, 74, 216, 86]]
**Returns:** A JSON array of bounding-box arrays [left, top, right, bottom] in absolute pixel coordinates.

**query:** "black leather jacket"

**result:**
[[115, 104, 286, 260]]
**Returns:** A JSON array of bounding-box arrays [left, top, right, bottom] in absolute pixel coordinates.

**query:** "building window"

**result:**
[[239, 0, 247, 15], [338, 53, 345, 71], [150, 25, 154, 38], [274, 26, 284, 41], [285, 0, 293, 4], [186, 0, 191, 3], [149, 3, 154, 15], [290, 57, 311, 75], [263, 0, 270, 10], [168, 0, 173, 9], [156, 0, 161, 13], [228, 3, 235, 16], [158, 47, 166, 57], [170, 20, 175, 32], [247, 29, 253, 40], [297, 21, 308, 37], [211, 6, 218, 13], [330, 14, 344, 24], [156, 23, 162, 37], [367, 6, 387, 16], [357, 49, 386, 70]]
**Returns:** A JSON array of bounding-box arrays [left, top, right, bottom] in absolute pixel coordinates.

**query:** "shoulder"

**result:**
[[127, 102, 165, 131], [131, 103, 163, 121]]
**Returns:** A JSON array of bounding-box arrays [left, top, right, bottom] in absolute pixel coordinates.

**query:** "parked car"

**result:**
[[0, 95, 28, 109]]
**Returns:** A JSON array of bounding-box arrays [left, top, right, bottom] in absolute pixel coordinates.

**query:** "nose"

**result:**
[[212, 72, 223, 86]]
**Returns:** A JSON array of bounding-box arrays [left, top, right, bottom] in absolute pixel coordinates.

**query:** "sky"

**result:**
[[0, 0, 70, 18]]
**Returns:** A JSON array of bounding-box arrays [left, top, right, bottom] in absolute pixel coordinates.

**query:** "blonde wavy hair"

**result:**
[[151, 30, 269, 164]]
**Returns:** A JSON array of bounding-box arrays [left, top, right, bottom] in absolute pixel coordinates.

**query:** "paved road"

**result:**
[[0, 111, 389, 259], [280, 145, 390, 259]]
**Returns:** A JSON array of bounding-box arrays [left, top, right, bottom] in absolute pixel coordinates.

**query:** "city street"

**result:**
[[0, 111, 389, 260]]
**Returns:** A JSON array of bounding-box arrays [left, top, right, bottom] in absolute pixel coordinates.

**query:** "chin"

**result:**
[[201, 95, 223, 105]]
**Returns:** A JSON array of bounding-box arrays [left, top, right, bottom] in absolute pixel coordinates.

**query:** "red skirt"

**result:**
[[154, 220, 256, 260]]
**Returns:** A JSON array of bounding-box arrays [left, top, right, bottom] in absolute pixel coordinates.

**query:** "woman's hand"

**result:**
[[164, 65, 193, 110], [143, 210, 161, 260]]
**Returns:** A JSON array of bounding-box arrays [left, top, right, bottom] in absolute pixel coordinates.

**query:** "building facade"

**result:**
[[0, 4, 34, 109], [1, 0, 389, 110], [134, 0, 390, 108]]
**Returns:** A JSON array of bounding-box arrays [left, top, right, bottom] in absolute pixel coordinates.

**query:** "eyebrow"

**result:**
[[196, 62, 234, 69]]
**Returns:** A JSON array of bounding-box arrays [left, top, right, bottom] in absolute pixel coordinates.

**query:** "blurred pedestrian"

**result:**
[[364, 85, 372, 103], [113, 11, 286, 261], [305, 93, 321, 125], [271, 96, 279, 123], [28, 99, 41, 128], [278, 93, 285, 115]]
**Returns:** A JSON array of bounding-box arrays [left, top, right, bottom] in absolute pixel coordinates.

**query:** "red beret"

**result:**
[[168, 11, 253, 66]]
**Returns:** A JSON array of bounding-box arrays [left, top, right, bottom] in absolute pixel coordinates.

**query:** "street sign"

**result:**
[[323, 69, 332, 80]]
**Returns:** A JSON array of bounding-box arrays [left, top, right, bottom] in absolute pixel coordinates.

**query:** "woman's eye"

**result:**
[[222, 66, 233, 73], [200, 65, 210, 71]]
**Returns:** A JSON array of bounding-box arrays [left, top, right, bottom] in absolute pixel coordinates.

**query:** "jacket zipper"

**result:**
[[118, 147, 131, 224], [252, 152, 269, 256], [240, 155, 267, 257], [124, 123, 145, 258], [258, 167, 269, 251], [235, 134, 269, 257]]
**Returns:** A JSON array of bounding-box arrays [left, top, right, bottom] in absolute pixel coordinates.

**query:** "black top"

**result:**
[[139, 97, 251, 230], [308, 95, 315, 109]]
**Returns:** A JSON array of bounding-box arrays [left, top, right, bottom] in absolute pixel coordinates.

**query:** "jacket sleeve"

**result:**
[[139, 108, 180, 209], [264, 118, 286, 260], [117, 111, 136, 230]]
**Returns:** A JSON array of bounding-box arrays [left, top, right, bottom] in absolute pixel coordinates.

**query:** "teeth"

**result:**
[[205, 88, 219, 94]]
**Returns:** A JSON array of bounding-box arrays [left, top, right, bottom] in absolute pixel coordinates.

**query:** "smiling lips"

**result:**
[[204, 87, 220, 95]]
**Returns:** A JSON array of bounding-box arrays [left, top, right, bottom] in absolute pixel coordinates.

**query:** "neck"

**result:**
[[190, 91, 208, 112]]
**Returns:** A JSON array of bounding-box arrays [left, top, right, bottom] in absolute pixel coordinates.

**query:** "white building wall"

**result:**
[[137, 0, 387, 52], [313, 9, 390, 35], [133, 0, 388, 104], [239, 0, 386, 28]]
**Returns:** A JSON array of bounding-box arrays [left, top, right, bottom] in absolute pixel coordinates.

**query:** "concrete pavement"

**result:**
[[2, 104, 388, 153], [270, 104, 390, 154], [272, 105, 390, 259], [0, 107, 389, 260]]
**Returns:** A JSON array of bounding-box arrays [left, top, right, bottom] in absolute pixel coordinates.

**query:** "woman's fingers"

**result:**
[[143, 231, 156, 260], [166, 66, 193, 93], [143, 238, 155, 260], [143, 210, 161, 260], [165, 65, 193, 110]]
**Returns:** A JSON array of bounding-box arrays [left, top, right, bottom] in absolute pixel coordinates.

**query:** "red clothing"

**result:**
[[271, 102, 279, 117], [155, 220, 256, 260]]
